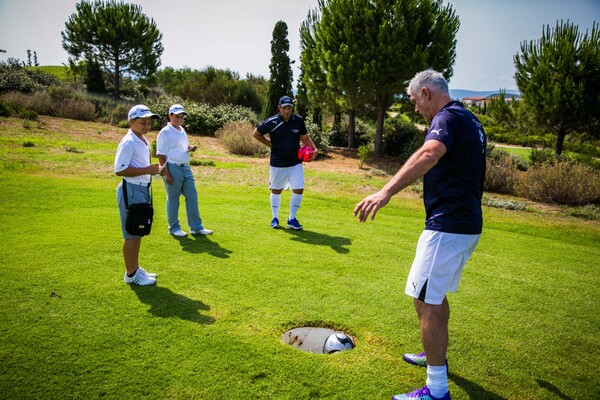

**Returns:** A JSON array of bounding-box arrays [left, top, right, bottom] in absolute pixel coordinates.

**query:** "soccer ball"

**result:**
[[298, 145, 314, 162], [323, 332, 354, 354]]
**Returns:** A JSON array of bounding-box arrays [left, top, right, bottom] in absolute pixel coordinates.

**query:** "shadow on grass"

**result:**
[[130, 285, 215, 325], [535, 379, 573, 400], [173, 235, 233, 258], [449, 372, 506, 399], [284, 229, 351, 254]]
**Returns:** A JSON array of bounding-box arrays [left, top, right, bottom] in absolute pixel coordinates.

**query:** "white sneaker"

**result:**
[[124, 268, 156, 286], [191, 228, 213, 235], [171, 229, 188, 237], [138, 266, 156, 278]]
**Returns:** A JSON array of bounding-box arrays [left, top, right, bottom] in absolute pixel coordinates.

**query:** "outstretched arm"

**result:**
[[353, 139, 446, 222]]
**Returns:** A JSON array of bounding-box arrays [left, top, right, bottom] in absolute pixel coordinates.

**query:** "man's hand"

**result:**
[[146, 164, 160, 175], [353, 191, 391, 222]]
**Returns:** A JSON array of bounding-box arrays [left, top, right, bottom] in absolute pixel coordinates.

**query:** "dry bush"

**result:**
[[53, 98, 96, 121], [215, 120, 267, 156], [484, 151, 519, 195], [517, 161, 600, 206], [1, 92, 95, 121]]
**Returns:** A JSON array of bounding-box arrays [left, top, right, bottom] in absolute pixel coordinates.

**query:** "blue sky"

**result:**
[[0, 0, 598, 91]]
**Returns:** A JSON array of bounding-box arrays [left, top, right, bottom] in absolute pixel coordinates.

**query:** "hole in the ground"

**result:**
[[281, 327, 355, 354]]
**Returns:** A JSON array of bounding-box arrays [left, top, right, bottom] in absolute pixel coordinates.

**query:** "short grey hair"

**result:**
[[406, 69, 449, 97]]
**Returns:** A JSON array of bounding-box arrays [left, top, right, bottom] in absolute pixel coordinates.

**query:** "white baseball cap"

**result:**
[[128, 104, 159, 120], [169, 104, 187, 115]]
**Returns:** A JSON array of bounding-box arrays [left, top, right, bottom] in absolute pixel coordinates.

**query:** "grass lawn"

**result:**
[[0, 116, 599, 399]]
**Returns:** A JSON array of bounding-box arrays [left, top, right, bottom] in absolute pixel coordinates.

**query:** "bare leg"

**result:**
[[123, 238, 141, 275], [414, 297, 450, 366]]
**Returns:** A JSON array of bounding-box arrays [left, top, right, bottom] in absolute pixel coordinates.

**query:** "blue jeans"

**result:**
[[164, 164, 204, 233]]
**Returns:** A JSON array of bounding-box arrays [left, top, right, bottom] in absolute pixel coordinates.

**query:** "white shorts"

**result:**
[[405, 230, 480, 305], [269, 164, 304, 190]]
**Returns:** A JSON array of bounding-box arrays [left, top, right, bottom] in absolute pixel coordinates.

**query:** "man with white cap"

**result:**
[[156, 104, 212, 237], [115, 104, 162, 286]]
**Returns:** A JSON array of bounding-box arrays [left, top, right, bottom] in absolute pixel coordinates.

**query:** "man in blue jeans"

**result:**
[[354, 69, 486, 400], [157, 104, 212, 237]]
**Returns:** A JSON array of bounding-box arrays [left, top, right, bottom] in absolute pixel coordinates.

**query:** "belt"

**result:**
[[128, 181, 150, 187], [168, 162, 189, 167]]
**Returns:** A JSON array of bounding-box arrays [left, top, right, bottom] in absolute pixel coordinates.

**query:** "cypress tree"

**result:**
[[265, 21, 293, 118]]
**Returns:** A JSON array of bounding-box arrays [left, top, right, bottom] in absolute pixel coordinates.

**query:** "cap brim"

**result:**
[[136, 112, 160, 119], [280, 103, 294, 107]]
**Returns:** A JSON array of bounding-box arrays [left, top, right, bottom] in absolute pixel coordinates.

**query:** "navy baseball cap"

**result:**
[[279, 96, 294, 107]]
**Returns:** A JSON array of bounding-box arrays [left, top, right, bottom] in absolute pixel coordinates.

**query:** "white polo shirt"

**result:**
[[114, 130, 151, 185], [156, 123, 190, 164]]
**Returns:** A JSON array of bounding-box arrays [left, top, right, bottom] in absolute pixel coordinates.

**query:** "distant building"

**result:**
[[462, 93, 521, 109]]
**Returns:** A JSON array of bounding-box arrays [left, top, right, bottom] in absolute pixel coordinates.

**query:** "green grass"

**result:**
[[495, 144, 531, 161], [1, 116, 599, 399], [27, 65, 71, 81]]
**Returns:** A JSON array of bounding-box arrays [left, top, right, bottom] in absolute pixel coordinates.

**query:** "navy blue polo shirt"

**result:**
[[256, 113, 307, 167], [423, 101, 487, 234]]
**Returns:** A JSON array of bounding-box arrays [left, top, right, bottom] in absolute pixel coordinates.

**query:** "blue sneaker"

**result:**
[[392, 385, 450, 400], [271, 218, 280, 229], [286, 218, 303, 230]]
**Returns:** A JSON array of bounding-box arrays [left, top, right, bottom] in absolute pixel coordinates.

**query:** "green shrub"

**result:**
[[517, 161, 600, 206], [110, 104, 130, 124], [383, 117, 422, 160], [568, 204, 600, 220], [327, 116, 373, 148], [529, 147, 555, 166], [0, 100, 11, 117], [152, 98, 258, 136], [19, 109, 38, 121], [306, 120, 329, 155], [0, 60, 59, 94], [357, 144, 373, 168], [215, 120, 267, 156], [189, 159, 215, 167]]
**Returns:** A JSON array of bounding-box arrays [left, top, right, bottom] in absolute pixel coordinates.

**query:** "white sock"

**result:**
[[426, 365, 448, 398], [289, 193, 302, 220], [270, 193, 281, 219]]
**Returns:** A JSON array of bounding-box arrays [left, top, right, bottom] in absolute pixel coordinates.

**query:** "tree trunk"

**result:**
[[374, 103, 385, 158], [555, 128, 566, 156], [348, 109, 356, 149], [113, 57, 120, 99]]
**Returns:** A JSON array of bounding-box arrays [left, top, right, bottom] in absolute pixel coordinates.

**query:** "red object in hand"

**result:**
[[298, 145, 314, 162]]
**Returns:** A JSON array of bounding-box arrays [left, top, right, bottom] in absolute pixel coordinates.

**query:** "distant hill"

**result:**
[[449, 89, 520, 101], [26, 65, 69, 81]]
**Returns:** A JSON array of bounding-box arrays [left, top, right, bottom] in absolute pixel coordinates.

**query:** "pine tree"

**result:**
[[302, 0, 459, 157], [514, 20, 600, 155], [61, 0, 163, 99], [265, 21, 293, 118]]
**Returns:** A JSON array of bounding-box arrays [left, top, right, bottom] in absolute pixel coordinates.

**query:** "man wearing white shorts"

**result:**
[[253, 95, 318, 230], [354, 69, 486, 400]]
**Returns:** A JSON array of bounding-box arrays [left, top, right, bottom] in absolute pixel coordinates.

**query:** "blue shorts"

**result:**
[[116, 181, 151, 240]]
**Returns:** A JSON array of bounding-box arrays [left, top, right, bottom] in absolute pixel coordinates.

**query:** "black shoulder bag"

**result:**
[[123, 179, 154, 236]]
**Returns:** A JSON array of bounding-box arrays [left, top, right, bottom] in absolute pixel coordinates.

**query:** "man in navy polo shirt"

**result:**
[[253, 95, 318, 229], [354, 69, 486, 400]]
